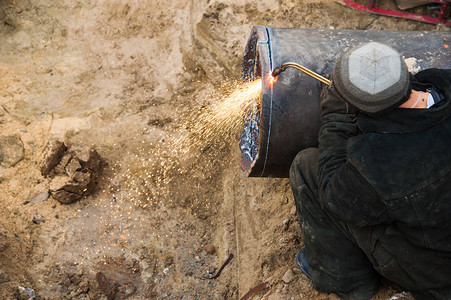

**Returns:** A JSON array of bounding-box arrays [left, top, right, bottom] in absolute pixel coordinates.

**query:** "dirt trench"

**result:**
[[0, 0, 449, 299]]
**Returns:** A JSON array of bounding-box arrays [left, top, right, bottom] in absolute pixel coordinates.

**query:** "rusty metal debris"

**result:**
[[205, 253, 234, 280], [240, 282, 269, 300]]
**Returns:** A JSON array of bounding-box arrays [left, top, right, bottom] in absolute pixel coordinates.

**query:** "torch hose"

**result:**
[[272, 62, 331, 86]]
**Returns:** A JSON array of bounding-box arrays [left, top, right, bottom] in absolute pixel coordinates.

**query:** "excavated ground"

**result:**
[[0, 0, 449, 299]]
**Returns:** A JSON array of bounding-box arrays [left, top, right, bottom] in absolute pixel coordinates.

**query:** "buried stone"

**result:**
[[41, 140, 103, 204], [0, 135, 24, 168]]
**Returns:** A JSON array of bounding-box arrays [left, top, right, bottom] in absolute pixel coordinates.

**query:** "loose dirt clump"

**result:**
[[40, 141, 103, 204]]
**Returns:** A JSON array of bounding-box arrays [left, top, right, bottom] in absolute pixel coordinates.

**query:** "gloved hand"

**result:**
[[320, 82, 358, 116]]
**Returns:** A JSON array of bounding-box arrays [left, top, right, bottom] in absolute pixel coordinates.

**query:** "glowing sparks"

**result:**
[[74, 78, 263, 272], [183, 79, 262, 153]]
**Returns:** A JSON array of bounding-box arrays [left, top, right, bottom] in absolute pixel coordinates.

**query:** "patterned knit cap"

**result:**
[[333, 42, 411, 114]]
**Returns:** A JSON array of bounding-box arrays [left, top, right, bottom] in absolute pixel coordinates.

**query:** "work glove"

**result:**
[[320, 81, 358, 117]]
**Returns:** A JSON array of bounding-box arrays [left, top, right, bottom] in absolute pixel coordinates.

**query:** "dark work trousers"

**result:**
[[290, 148, 379, 300], [290, 148, 451, 300]]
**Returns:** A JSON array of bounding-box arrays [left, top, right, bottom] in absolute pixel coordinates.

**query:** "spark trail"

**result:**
[[77, 78, 263, 264], [181, 78, 262, 154]]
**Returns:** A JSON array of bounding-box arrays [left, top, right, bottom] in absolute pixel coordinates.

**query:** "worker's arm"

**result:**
[[317, 84, 389, 226], [317, 83, 357, 180]]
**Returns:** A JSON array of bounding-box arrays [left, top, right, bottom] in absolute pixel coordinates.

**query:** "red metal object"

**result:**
[[342, 0, 451, 26]]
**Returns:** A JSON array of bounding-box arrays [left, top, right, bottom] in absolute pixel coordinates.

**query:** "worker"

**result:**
[[290, 42, 451, 300]]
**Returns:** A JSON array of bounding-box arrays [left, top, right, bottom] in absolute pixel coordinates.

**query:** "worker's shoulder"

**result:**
[[415, 68, 451, 79]]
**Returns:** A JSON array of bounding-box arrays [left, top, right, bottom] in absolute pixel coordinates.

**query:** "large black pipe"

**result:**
[[240, 26, 451, 178]]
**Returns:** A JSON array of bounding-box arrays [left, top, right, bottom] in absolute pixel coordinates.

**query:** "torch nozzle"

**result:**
[[271, 62, 331, 86], [271, 65, 287, 77]]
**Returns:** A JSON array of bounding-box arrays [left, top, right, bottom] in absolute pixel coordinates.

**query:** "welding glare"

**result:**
[[268, 72, 278, 88]]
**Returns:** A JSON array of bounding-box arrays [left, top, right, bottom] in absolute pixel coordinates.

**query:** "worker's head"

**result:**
[[333, 42, 411, 115]]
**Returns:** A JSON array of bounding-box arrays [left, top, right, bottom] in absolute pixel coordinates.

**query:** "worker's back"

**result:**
[[346, 87, 451, 292]]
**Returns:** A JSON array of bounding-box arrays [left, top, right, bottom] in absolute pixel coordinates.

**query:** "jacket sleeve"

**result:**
[[318, 112, 357, 188], [317, 112, 390, 226]]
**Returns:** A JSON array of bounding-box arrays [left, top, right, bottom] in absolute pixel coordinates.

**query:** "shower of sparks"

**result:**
[[72, 79, 263, 279], [180, 78, 262, 154]]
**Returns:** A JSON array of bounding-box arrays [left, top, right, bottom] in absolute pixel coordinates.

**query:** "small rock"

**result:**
[[73, 146, 101, 170], [204, 243, 215, 255], [194, 256, 201, 262], [26, 191, 49, 204], [17, 286, 35, 299], [163, 268, 170, 275], [40, 140, 67, 176], [282, 269, 295, 284], [73, 171, 91, 185], [290, 206, 297, 216], [52, 189, 81, 205], [54, 153, 72, 175], [65, 158, 82, 177], [50, 176, 72, 191], [60, 153, 73, 167], [0, 135, 24, 167], [32, 213, 45, 224], [283, 219, 291, 230], [54, 190, 80, 204]]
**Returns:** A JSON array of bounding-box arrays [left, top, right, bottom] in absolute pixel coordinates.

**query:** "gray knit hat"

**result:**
[[333, 42, 411, 114]]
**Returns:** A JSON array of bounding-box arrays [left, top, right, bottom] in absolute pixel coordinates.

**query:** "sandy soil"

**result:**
[[0, 0, 449, 299]]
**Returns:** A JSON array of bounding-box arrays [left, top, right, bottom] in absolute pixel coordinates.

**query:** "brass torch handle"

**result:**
[[272, 62, 331, 86]]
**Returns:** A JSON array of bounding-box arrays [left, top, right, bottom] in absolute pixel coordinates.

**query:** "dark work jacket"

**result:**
[[317, 69, 451, 292]]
